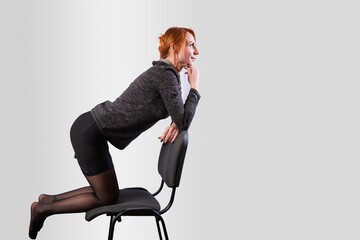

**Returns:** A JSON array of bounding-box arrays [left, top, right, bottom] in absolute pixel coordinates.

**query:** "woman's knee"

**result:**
[[97, 190, 118, 205], [86, 168, 119, 205]]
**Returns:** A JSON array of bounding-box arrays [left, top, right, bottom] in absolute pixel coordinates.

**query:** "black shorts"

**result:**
[[70, 111, 114, 176]]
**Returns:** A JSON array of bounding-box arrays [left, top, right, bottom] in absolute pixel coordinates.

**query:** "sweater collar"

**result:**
[[154, 59, 180, 84], [158, 58, 178, 70]]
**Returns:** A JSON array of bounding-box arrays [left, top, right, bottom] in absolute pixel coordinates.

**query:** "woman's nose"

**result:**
[[194, 46, 199, 55]]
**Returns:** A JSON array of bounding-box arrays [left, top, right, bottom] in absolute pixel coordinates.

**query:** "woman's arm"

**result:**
[[158, 65, 200, 143], [158, 66, 201, 131]]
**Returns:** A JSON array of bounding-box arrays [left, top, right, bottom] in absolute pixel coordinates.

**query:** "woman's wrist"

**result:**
[[190, 84, 199, 90]]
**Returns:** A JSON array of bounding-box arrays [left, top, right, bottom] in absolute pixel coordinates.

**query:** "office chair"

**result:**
[[85, 130, 189, 240]]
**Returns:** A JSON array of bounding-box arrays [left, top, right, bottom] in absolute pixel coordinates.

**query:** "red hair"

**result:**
[[158, 27, 196, 60]]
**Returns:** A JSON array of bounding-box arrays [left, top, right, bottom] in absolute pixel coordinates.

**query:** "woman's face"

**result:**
[[177, 32, 199, 68]]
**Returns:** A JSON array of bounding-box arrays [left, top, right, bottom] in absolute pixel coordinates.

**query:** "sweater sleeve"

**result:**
[[158, 69, 201, 130]]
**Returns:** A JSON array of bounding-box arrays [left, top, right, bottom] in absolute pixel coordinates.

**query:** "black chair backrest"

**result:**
[[158, 131, 189, 188]]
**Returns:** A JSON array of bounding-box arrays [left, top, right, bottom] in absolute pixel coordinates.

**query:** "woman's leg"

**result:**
[[29, 168, 119, 239], [38, 187, 93, 203]]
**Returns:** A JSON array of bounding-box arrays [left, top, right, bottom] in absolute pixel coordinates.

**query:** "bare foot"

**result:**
[[38, 194, 56, 203], [29, 202, 47, 239]]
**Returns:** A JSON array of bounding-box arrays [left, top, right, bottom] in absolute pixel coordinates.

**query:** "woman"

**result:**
[[28, 26, 200, 239]]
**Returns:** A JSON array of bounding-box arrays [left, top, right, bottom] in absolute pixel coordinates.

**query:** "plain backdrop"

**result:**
[[1, 0, 359, 239]]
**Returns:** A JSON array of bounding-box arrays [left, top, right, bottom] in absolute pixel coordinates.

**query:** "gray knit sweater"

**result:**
[[91, 60, 201, 150]]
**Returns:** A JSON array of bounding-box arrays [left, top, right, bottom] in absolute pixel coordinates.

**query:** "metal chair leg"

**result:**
[[155, 217, 163, 240], [108, 216, 117, 240], [160, 218, 169, 240], [107, 214, 168, 240], [156, 216, 169, 240]]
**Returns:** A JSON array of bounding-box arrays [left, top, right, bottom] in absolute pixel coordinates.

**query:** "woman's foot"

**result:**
[[29, 202, 47, 239], [38, 194, 56, 203]]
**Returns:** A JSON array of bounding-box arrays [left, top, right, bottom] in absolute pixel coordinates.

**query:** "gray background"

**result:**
[[1, 0, 359, 239]]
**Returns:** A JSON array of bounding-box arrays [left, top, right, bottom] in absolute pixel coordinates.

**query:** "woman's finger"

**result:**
[[171, 130, 179, 143], [159, 126, 170, 142]]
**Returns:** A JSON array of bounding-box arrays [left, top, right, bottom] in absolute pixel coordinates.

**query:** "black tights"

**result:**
[[28, 168, 119, 239]]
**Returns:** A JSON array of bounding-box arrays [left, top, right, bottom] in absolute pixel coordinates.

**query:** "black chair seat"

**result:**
[[86, 188, 160, 222]]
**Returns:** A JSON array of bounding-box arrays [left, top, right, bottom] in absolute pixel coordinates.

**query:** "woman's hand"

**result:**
[[187, 65, 199, 90], [159, 122, 180, 144]]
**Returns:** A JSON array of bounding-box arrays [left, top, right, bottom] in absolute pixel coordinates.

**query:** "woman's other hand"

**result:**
[[187, 65, 199, 90], [159, 123, 180, 143]]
